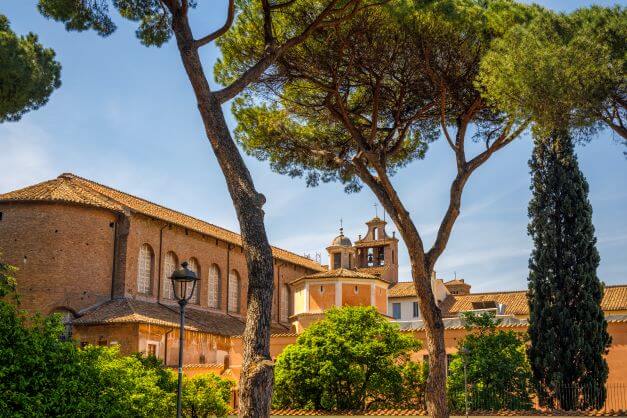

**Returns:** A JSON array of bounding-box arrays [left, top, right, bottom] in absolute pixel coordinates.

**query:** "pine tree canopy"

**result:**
[[216, 0, 539, 192], [0, 15, 61, 122], [527, 127, 612, 410], [479, 6, 626, 142]]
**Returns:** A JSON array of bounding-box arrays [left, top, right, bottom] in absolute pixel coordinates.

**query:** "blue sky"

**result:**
[[2, 0, 626, 292]]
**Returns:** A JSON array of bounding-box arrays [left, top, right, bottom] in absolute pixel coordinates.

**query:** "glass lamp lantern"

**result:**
[[170, 261, 198, 302]]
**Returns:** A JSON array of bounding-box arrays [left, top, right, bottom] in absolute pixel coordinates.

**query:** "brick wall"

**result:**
[[0, 202, 117, 314]]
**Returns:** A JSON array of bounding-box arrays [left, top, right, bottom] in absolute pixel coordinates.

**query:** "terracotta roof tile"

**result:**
[[74, 298, 255, 336], [270, 409, 627, 416], [444, 290, 529, 317], [356, 266, 388, 276], [444, 278, 470, 286], [388, 282, 416, 297], [290, 268, 385, 285], [397, 315, 529, 331], [0, 173, 324, 272], [389, 283, 627, 316], [602, 285, 627, 311]]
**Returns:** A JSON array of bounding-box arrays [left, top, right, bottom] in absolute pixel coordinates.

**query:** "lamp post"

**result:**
[[170, 261, 198, 418], [460, 347, 471, 418]]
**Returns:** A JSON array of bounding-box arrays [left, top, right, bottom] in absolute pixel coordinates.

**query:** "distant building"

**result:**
[[1, 173, 626, 385]]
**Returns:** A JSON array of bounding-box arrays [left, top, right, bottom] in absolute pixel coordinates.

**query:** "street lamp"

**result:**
[[170, 261, 198, 418], [460, 347, 471, 418]]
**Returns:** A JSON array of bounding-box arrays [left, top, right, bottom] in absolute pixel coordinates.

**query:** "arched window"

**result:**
[[228, 270, 241, 313], [163, 251, 178, 300], [188, 257, 200, 304], [208, 264, 221, 309], [280, 284, 290, 323], [137, 244, 154, 294]]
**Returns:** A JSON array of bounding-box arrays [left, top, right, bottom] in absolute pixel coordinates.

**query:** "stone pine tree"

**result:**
[[479, 7, 626, 145], [0, 14, 61, 122], [527, 128, 611, 410], [217, 1, 539, 416], [35, 1, 383, 416]]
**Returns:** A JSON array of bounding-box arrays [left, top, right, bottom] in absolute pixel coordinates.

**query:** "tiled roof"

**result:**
[[398, 315, 627, 332], [445, 291, 529, 316], [397, 315, 530, 331], [389, 283, 627, 316], [73, 298, 247, 336], [444, 278, 470, 287], [271, 409, 427, 416], [269, 409, 627, 416], [180, 363, 223, 370], [388, 282, 416, 297], [603, 285, 627, 311], [290, 267, 383, 285], [0, 173, 324, 272], [356, 266, 388, 277], [73, 298, 291, 336]]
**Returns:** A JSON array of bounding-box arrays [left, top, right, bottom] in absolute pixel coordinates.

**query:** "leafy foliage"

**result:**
[[220, 0, 538, 192], [0, 257, 232, 417], [447, 312, 533, 411], [273, 306, 421, 411], [527, 128, 611, 410], [37, 0, 184, 46], [479, 6, 626, 141], [0, 15, 61, 122], [182, 373, 234, 418]]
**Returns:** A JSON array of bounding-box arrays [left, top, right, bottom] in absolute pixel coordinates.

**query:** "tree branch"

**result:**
[[213, 0, 346, 103], [194, 0, 235, 47], [269, 0, 297, 9]]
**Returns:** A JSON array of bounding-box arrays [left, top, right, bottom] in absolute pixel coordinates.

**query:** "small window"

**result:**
[[392, 303, 401, 319], [0, 212, 3, 221], [319, 285, 324, 294], [333, 253, 341, 269], [412, 302, 420, 318], [147, 343, 157, 357], [354, 285, 359, 294]]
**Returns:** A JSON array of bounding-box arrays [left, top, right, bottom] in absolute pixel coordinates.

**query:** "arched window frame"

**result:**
[[163, 251, 178, 300], [208, 264, 222, 309], [188, 257, 201, 304], [228, 270, 241, 314], [137, 243, 154, 295]]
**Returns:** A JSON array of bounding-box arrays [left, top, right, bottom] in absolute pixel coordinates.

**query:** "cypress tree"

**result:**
[[527, 128, 611, 410]]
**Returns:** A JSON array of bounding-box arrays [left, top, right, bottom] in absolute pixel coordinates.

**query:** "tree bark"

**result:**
[[352, 159, 449, 418], [171, 12, 275, 418]]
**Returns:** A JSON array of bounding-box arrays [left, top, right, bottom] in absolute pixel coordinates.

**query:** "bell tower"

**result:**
[[354, 217, 399, 283], [326, 227, 355, 270]]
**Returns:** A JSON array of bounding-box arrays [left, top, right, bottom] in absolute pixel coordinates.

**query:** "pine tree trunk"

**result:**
[[410, 259, 448, 418], [171, 13, 275, 418]]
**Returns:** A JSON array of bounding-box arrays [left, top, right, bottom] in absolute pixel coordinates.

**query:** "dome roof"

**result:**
[[332, 234, 352, 247]]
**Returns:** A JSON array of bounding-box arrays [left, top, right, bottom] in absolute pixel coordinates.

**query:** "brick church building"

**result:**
[[1, 173, 626, 386]]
